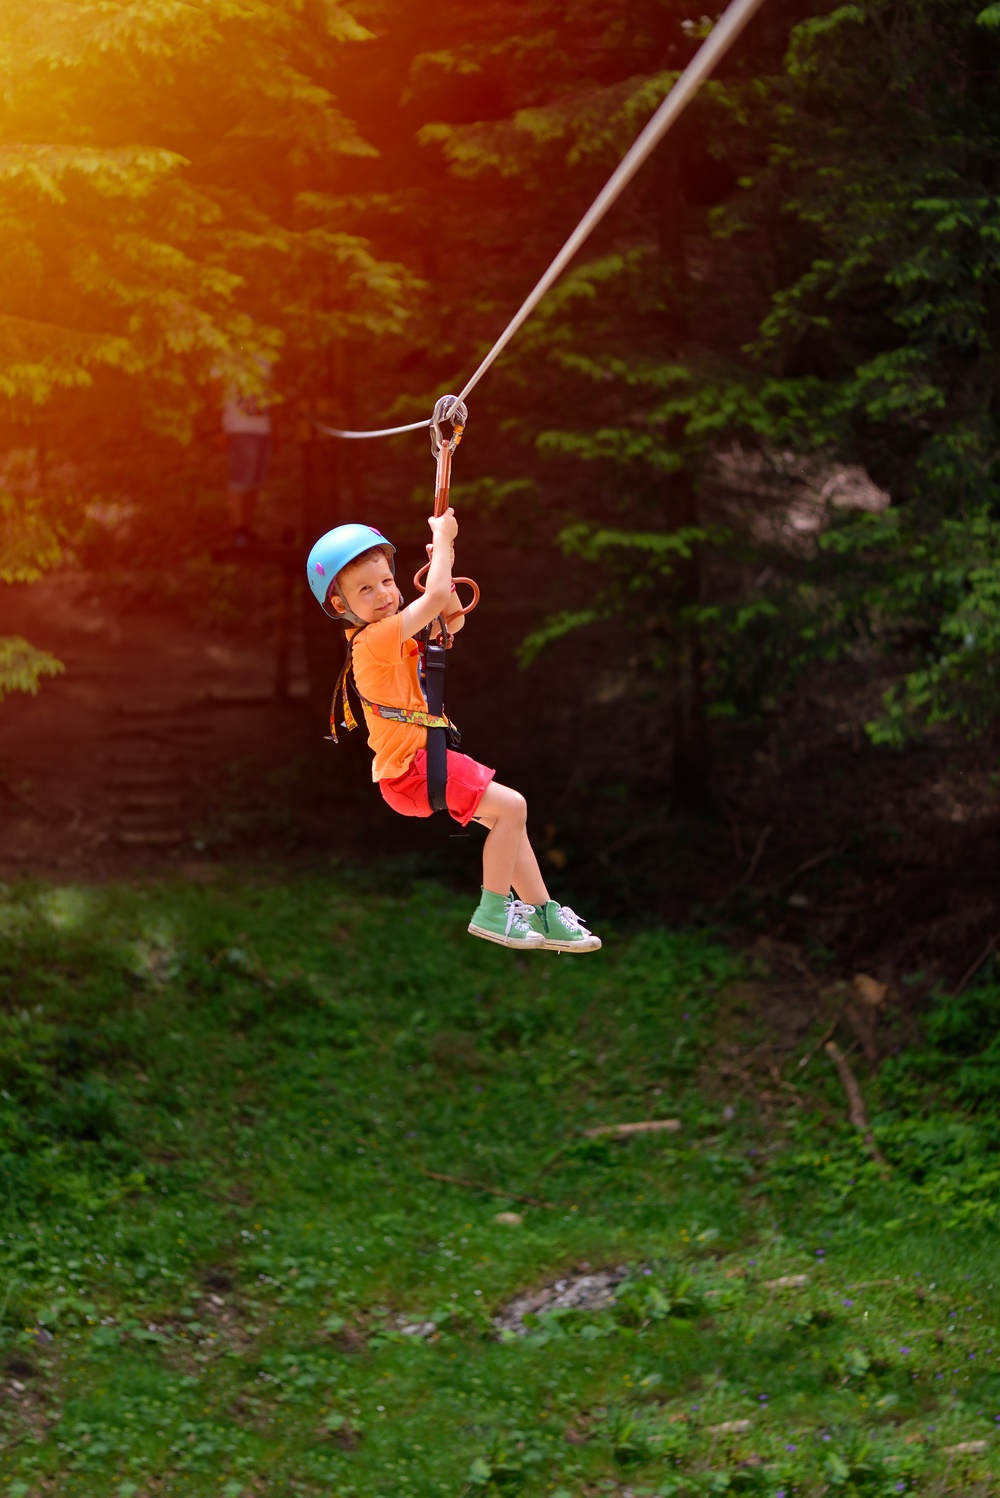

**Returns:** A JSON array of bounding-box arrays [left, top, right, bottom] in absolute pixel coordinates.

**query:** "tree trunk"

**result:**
[[300, 409, 343, 725], [671, 617, 711, 805], [669, 478, 711, 806]]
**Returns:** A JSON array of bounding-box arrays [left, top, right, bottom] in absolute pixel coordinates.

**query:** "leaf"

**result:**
[[0, 637, 63, 703], [824, 1450, 852, 1482], [518, 609, 601, 667]]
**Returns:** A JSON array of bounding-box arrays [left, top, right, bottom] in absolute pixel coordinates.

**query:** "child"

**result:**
[[306, 510, 600, 952]]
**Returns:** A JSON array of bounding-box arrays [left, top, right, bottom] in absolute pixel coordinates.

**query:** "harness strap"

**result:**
[[357, 695, 452, 732], [421, 621, 450, 813], [326, 623, 459, 759], [326, 626, 368, 743]]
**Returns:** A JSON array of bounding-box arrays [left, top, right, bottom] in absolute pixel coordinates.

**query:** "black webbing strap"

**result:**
[[330, 616, 457, 815], [421, 615, 449, 812]]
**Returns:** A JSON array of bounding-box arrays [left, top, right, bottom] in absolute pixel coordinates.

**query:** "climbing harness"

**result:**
[[326, 619, 461, 748]]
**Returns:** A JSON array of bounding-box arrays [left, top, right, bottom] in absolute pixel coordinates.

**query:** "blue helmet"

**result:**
[[306, 524, 395, 616]]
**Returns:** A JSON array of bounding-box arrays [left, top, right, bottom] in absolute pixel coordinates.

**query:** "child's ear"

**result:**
[[328, 592, 347, 615]]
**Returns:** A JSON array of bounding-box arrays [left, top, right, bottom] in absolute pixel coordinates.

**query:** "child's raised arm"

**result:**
[[398, 508, 459, 639]]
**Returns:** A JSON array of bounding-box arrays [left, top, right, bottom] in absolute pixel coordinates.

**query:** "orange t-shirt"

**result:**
[[350, 615, 427, 782]]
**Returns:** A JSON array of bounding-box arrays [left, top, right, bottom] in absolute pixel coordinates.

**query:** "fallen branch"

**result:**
[[796, 1009, 845, 1070], [824, 1041, 891, 1178], [776, 841, 846, 891], [419, 1170, 556, 1211], [582, 1119, 682, 1139], [742, 823, 773, 883], [955, 932, 998, 997]]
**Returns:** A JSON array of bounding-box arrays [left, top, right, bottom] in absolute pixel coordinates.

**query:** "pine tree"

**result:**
[[0, 0, 421, 431], [706, 0, 1000, 744], [379, 0, 1000, 755], [0, 0, 417, 695]]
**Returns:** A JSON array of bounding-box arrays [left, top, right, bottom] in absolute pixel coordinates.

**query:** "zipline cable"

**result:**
[[315, 416, 432, 439], [318, 0, 767, 440]]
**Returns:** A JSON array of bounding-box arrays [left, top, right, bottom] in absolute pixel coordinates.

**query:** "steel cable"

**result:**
[[319, 0, 767, 440]]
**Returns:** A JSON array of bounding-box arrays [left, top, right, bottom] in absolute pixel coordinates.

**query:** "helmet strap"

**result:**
[[325, 580, 365, 627]]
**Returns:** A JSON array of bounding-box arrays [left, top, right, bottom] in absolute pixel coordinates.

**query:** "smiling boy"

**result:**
[[307, 510, 600, 953]]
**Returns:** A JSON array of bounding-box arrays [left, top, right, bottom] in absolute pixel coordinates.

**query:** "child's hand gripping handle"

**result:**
[[414, 394, 479, 620]]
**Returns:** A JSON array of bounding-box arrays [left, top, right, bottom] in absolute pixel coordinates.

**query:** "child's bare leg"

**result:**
[[468, 782, 599, 951], [472, 782, 549, 904], [511, 830, 549, 906]]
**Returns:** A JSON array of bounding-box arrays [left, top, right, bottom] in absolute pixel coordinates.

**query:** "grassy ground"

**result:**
[[0, 869, 997, 1497]]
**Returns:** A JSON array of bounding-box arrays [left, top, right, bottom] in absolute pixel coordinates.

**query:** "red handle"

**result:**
[[414, 411, 480, 622], [412, 567, 480, 618]]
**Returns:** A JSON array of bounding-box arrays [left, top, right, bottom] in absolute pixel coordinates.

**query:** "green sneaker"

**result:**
[[528, 900, 602, 953], [468, 890, 545, 949]]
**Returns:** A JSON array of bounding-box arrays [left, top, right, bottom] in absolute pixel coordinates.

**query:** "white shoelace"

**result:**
[[556, 905, 591, 935], [505, 898, 537, 937]]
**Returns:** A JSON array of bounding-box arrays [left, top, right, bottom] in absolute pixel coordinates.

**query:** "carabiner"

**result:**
[[429, 394, 468, 460]]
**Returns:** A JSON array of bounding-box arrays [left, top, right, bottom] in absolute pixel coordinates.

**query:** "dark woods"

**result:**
[[0, 0, 998, 984]]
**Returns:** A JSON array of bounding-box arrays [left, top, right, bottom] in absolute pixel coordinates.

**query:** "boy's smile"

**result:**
[[336, 556, 401, 623]]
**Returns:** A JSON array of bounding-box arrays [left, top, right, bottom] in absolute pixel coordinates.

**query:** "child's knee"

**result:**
[[501, 788, 528, 825], [482, 783, 527, 825]]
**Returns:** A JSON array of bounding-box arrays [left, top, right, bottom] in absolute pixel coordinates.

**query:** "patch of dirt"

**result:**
[[1, 1361, 62, 1449], [327, 1323, 367, 1355], [494, 1264, 628, 1336], [0, 569, 398, 880]]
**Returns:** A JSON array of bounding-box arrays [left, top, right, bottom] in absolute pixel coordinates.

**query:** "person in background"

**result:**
[[222, 368, 273, 546]]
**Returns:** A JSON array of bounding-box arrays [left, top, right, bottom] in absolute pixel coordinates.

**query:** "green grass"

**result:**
[[0, 870, 998, 1496]]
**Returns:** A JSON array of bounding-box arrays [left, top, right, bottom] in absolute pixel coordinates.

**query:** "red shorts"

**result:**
[[379, 749, 495, 826]]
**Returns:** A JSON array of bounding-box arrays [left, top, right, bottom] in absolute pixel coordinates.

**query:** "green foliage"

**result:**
[[0, 0, 415, 437], [0, 0, 426, 712], [695, 503, 1000, 742], [518, 608, 600, 668], [406, 0, 1000, 749], [0, 636, 63, 702], [0, 491, 61, 585], [699, 0, 1000, 739], [0, 872, 997, 1493], [0, 489, 64, 701], [888, 981, 1000, 1106]]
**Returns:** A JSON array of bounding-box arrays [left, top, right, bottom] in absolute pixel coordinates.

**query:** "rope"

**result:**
[[320, 0, 767, 440], [315, 416, 431, 440]]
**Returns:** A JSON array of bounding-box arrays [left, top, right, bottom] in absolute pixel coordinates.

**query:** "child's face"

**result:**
[[333, 556, 402, 624]]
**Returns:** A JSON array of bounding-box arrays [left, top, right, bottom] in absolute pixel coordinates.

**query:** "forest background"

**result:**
[[1, 3, 1000, 1494], [2, 0, 999, 988]]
